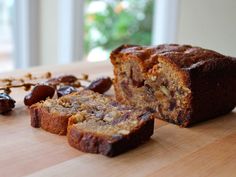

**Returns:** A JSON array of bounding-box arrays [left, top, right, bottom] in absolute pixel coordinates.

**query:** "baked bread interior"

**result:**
[[67, 90, 154, 157]]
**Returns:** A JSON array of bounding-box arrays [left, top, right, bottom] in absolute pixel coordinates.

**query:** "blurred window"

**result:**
[[0, 0, 159, 71], [0, 0, 14, 73], [84, 0, 154, 62]]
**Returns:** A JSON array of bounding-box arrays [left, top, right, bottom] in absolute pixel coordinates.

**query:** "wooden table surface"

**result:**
[[0, 61, 236, 177]]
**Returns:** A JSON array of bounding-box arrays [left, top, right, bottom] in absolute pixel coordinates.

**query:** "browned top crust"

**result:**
[[111, 44, 236, 71]]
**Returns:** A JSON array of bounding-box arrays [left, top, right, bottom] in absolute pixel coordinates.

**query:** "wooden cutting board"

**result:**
[[0, 61, 236, 177]]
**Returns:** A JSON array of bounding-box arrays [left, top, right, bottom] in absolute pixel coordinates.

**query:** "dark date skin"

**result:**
[[57, 86, 77, 97], [24, 84, 55, 106], [0, 93, 16, 114], [86, 77, 112, 94], [120, 80, 133, 97], [46, 75, 78, 85]]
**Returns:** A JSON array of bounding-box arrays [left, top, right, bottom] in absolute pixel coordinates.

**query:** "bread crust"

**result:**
[[30, 103, 69, 135], [187, 58, 236, 125], [111, 44, 230, 70], [111, 44, 236, 126], [67, 115, 154, 157]]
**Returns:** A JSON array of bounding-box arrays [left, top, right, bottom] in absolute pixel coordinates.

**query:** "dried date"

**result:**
[[0, 93, 16, 114], [130, 68, 144, 87], [86, 77, 112, 94], [46, 75, 78, 85], [57, 86, 77, 97], [24, 84, 55, 106], [132, 79, 144, 87], [168, 99, 176, 111], [120, 80, 132, 97]]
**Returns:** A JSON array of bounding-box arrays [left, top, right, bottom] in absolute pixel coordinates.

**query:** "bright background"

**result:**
[[0, 0, 236, 73]]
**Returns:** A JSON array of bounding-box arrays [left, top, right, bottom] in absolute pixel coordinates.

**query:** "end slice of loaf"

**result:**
[[30, 92, 83, 135]]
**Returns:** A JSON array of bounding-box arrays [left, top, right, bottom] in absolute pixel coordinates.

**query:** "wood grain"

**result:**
[[0, 61, 235, 177]]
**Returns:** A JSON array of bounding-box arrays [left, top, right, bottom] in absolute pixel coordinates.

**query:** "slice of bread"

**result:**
[[30, 90, 113, 135], [30, 92, 82, 135], [67, 91, 154, 157]]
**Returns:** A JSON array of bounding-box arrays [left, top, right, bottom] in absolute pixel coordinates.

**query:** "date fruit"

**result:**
[[86, 77, 112, 94], [24, 84, 55, 106], [0, 93, 16, 114], [46, 75, 77, 85], [57, 86, 77, 97]]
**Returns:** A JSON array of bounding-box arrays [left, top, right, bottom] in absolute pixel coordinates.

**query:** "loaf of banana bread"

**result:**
[[110, 44, 236, 127], [67, 90, 154, 157]]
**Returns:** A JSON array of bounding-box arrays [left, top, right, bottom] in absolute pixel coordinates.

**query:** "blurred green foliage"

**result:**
[[84, 0, 154, 55]]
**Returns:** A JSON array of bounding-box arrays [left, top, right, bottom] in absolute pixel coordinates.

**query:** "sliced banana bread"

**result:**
[[110, 44, 236, 127], [67, 90, 154, 157], [30, 90, 154, 157]]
